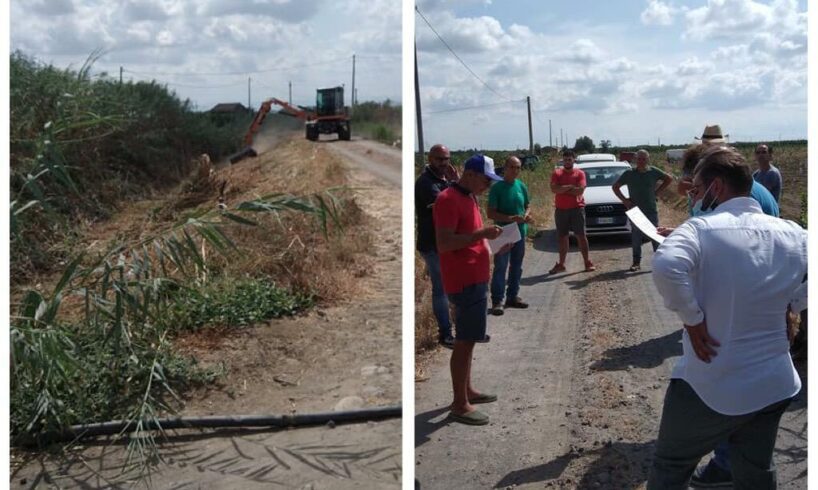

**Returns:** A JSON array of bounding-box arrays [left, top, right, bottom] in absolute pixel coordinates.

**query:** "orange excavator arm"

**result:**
[[242, 98, 316, 147]]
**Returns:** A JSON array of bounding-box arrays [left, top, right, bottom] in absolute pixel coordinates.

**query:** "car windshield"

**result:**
[[583, 167, 628, 187]]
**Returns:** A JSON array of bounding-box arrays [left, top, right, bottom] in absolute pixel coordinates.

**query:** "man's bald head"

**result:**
[[504, 155, 522, 182], [427, 144, 451, 177]]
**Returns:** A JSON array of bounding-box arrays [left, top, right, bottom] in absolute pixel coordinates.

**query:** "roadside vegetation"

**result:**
[[11, 51, 374, 473], [351, 100, 401, 146]]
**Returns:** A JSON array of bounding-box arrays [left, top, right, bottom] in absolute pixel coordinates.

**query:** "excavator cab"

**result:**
[[306, 86, 351, 141], [316, 87, 345, 117]]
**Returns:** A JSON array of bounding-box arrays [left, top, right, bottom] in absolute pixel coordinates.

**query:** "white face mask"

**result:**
[[690, 181, 716, 217]]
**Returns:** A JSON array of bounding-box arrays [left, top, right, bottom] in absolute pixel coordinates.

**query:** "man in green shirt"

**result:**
[[487, 156, 533, 315], [612, 149, 673, 271]]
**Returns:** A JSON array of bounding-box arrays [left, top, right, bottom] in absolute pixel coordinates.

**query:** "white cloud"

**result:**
[[11, 0, 402, 109], [556, 38, 604, 64], [676, 56, 713, 76], [416, 12, 518, 53], [640, 0, 677, 26]]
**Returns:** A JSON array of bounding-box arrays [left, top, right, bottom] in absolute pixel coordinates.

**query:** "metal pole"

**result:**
[[549, 119, 552, 148], [526, 96, 533, 154], [247, 77, 251, 109], [351, 54, 356, 115], [414, 42, 425, 157], [119, 66, 123, 85], [289, 81, 292, 105]]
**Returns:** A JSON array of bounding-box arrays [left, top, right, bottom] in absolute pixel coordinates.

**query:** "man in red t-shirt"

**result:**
[[549, 149, 595, 274], [433, 153, 503, 426]]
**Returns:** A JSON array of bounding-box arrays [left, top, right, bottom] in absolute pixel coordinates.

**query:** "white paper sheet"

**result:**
[[487, 223, 522, 255], [626, 207, 665, 244]]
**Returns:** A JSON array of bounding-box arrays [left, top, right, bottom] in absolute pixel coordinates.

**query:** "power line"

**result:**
[[427, 99, 525, 114], [125, 75, 246, 89], [121, 57, 349, 78], [415, 6, 513, 102]]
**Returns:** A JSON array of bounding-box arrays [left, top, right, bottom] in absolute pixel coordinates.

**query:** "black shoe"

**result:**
[[504, 297, 529, 309], [439, 335, 455, 349], [690, 460, 733, 488], [476, 334, 491, 343], [488, 302, 504, 316]]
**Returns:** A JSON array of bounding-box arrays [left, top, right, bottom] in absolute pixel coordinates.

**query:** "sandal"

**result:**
[[448, 410, 490, 426], [629, 264, 641, 272], [549, 263, 566, 275], [584, 262, 597, 272], [468, 393, 498, 404]]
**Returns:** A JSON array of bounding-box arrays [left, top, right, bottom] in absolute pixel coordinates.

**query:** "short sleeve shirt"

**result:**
[[551, 167, 586, 209], [433, 185, 490, 294], [752, 165, 782, 202], [488, 179, 530, 238], [615, 166, 669, 216]]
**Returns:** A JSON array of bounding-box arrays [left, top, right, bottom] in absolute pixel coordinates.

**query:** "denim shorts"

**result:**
[[448, 282, 488, 342]]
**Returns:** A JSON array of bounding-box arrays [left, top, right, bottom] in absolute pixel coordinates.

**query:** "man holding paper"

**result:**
[[612, 149, 673, 272], [487, 156, 532, 315], [434, 153, 503, 425]]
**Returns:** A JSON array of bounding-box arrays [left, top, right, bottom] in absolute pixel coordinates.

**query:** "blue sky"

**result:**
[[10, 0, 401, 111], [415, 0, 807, 150]]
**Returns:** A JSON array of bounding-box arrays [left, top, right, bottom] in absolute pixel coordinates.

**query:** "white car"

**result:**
[[558, 153, 617, 168], [576, 161, 632, 237], [576, 153, 616, 164]]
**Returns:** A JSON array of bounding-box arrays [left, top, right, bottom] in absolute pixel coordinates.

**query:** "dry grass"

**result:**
[[13, 136, 376, 312]]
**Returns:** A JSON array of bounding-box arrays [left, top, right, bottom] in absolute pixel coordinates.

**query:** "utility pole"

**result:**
[[560, 128, 563, 148], [549, 119, 552, 148], [119, 66, 123, 85], [247, 77, 251, 109], [289, 81, 292, 105], [414, 42, 425, 157], [526, 96, 533, 154], [351, 54, 356, 115]]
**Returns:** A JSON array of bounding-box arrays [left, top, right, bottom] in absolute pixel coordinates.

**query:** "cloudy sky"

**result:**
[[10, 0, 401, 111], [415, 0, 807, 150]]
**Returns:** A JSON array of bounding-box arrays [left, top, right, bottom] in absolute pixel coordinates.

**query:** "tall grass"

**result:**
[[10, 51, 252, 283], [11, 189, 348, 473], [351, 100, 401, 145], [10, 51, 358, 475]]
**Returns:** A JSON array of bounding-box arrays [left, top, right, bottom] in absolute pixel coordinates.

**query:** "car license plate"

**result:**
[[597, 217, 614, 224]]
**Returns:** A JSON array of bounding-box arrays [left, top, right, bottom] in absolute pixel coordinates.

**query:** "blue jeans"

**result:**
[[490, 238, 525, 304], [631, 211, 658, 263], [712, 441, 731, 471], [420, 250, 452, 339]]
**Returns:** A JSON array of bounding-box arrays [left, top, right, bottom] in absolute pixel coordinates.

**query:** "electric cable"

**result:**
[[415, 6, 514, 102]]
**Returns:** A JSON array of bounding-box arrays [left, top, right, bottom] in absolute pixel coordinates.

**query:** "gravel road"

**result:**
[[415, 232, 807, 489]]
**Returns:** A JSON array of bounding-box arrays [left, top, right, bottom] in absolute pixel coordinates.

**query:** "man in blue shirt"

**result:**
[[752, 144, 782, 202]]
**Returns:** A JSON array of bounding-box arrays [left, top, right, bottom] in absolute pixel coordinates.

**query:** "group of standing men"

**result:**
[[415, 130, 804, 488]]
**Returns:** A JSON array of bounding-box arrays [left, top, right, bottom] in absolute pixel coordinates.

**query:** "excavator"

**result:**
[[230, 86, 351, 164]]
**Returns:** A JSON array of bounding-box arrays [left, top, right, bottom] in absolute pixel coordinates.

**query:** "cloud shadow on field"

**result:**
[[590, 330, 682, 372]]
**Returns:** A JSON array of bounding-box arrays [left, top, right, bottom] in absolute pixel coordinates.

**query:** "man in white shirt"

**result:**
[[648, 146, 807, 490]]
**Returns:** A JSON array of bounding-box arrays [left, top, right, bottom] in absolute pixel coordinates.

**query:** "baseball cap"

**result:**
[[463, 154, 502, 181]]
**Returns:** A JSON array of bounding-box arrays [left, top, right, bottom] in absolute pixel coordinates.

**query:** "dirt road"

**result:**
[[324, 138, 402, 187], [12, 134, 404, 489], [415, 233, 807, 489]]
